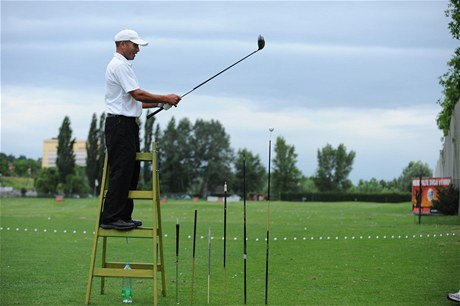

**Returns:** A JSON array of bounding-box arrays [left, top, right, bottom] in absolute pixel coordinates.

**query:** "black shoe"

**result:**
[[127, 219, 142, 227], [100, 219, 136, 230]]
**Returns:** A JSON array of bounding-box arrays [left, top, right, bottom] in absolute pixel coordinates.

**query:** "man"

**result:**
[[100, 29, 181, 230]]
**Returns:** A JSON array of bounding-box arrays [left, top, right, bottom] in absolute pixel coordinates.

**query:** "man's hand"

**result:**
[[166, 94, 181, 107]]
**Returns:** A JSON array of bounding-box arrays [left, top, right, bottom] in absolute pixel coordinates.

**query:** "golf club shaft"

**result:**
[[182, 49, 259, 99], [146, 49, 260, 120]]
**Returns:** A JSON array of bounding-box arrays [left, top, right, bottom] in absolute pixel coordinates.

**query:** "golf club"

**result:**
[[146, 35, 265, 120]]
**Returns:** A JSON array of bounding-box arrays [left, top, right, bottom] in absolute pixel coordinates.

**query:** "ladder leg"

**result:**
[[100, 237, 107, 294], [85, 153, 108, 305], [156, 179, 166, 297], [86, 146, 166, 305], [85, 231, 99, 304]]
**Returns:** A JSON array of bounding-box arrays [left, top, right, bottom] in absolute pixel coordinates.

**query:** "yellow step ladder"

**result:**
[[85, 143, 166, 305]]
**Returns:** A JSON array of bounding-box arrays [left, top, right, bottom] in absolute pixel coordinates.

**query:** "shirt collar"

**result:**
[[114, 52, 133, 66]]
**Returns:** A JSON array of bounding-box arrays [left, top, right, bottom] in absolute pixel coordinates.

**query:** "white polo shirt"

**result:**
[[105, 52, 142, 117]]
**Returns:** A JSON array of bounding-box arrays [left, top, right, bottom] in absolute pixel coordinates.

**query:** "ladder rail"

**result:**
[[85, 143, 165, 306]]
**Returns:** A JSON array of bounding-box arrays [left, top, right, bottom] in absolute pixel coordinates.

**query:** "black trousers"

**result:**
[[101, 116, 140, 224]]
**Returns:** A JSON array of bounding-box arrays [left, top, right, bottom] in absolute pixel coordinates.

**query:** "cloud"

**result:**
[[2, 86, 443, 182], [0, 1, 451, 183], [1, 86, 105, 158], [156, 94, 443, 181]]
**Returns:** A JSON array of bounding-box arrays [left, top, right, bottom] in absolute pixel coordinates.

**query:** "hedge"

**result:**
[[280, 192, 411, 203]]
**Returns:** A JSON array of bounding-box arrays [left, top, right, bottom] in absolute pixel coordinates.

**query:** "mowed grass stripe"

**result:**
[[1, 198, 459, 305]]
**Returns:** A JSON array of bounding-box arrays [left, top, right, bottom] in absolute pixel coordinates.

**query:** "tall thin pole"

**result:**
[[243, 156, 247, 304], [176, 219, 180, 304], [191, 210, 197, 304], [265, 128, 274, 305], [223, 182, 228, 304], [207, 227, 212, 304], [418, 176, 423, 225]]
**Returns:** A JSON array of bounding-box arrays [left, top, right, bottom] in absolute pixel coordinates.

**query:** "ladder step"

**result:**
[[98, 227, 158, 238], [105, 262, 158, 270], [129, 190, 153, 199], [135, 152, 154, 161], [86, 144, 165, 306], [103, 190, 154, 199], [93, 267, 161, 278]]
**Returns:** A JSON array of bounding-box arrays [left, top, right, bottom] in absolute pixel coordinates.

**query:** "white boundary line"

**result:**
[[1, 226, 456, 242]]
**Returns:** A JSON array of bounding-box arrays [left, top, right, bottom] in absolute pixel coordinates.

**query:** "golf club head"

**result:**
[[258, 35, 265, 50]]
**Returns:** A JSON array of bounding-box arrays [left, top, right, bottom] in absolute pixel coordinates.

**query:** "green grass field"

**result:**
[[1, 198, 459, 305]]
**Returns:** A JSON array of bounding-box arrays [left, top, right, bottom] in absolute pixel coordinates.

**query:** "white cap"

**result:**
[[114, 29, 148, 46]]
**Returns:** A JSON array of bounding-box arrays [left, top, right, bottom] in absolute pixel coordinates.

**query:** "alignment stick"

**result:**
[[191, 210, 197, 304], [223, 182, 228, 304], [265, 128, 274, 305], [243, 156, 247, 304], [176, 219, 180, 304], [207, 227, 212, 304]]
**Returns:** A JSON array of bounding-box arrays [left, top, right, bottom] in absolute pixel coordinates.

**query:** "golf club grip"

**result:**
[[192, 210, 197, 257], [176, 223, 180, 256], [147, 107, 163, 119]]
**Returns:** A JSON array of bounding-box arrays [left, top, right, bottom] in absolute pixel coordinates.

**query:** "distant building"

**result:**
[[42, 138, 87, 168]]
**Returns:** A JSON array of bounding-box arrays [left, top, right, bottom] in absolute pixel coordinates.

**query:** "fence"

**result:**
[[434, 100, 460, 213]]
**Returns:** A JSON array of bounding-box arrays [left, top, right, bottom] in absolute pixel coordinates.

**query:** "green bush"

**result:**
[[281, 192, 411, 203], [432, 183, 459, 215]]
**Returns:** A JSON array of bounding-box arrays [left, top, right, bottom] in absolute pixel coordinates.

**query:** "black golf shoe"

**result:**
[[100, 219, 136, 230]]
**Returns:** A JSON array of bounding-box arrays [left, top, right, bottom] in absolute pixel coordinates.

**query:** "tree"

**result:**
[[190, 119, 233, 197], [437, 0, 460, 136], [351, 178, 400, 193], [96, 113, 106, 193], [0, 153, 12, 176], [56, 116, 76, 183], [86, 114, 99, 192], [64, 166, 90, 195], [159, 117, 194, 193], [272, 136, 302, 197], [300, 176, 319, 193], [35, 167, 59, 195], [0, 154, 40, 178], [313, 143, 355, 192], [12, 156, 40, 177], [234, 149, 266, 196], [432, 183, 459, 215], [397, 161, 432, 192]]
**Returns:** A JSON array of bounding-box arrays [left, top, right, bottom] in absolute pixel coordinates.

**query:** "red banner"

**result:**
[[412, 177, 451, 214]]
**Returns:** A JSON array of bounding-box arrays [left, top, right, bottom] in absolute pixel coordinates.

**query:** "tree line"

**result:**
[[0, 111, 433, 198], [437, 0, 459, 136]]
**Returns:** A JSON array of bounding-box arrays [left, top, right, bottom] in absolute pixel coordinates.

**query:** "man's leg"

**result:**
[[101, 118, 137, 227], [121, 120, 141, 222]]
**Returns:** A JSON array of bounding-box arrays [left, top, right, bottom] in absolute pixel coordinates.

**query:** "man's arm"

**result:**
[[129, 89, 181, 108]]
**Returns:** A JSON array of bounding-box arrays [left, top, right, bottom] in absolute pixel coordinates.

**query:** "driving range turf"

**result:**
[[1, 197, 459, 305]]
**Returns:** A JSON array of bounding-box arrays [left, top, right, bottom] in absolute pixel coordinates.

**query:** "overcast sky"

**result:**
[[1, 1, 456, 183]]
